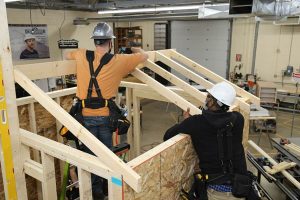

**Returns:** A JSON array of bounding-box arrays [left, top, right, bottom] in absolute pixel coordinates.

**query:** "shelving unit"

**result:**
[[256, 81, 277, 104], [114, 27, 143, 53]]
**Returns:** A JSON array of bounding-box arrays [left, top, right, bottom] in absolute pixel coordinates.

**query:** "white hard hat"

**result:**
[[91, 22, 116, 39], [24, 34, 36, 42], [207, 81, 236, 106]]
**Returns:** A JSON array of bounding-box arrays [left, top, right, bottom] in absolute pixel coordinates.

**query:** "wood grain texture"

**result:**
[[124, 135, 198, 200]]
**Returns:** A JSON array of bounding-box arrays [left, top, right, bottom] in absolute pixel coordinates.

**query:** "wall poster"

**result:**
[[8, 24, 50, 60]]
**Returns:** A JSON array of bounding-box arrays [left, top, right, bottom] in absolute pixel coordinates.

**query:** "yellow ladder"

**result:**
[[0, 61, 18, 199]]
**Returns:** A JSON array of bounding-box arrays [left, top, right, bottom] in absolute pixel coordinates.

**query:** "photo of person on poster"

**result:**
[[20, 34, 39, 59]]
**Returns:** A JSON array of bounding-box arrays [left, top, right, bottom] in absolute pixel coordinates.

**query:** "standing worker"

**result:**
[[164, 82, 250, 200], [20, 34, 39, 59], [65, 22, 148, 200]]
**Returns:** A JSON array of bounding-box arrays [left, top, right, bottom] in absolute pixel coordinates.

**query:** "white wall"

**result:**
[[8, 7, 300, 84], [7, 8, 111, 65], [230, 18, 256, 77], [230, 18, 300, 84]]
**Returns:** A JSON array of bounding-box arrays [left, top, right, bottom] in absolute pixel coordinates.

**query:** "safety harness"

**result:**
[[60, 50, 114, 139], [181, 115, 236, 200], [79, 50, 114, 109]]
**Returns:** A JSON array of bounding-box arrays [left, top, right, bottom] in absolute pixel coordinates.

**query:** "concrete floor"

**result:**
[[139, 100, 300, 200]]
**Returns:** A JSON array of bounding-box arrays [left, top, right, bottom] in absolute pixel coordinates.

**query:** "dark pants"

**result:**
[[81, 116, 112, 200]]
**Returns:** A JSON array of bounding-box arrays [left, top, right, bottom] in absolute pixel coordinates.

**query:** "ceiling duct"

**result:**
[[273, 16, 300, 25], [73, 17, 90, 25], [230, 0, 300, 21]]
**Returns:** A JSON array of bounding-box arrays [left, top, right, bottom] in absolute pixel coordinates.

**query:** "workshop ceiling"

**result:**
[[6, 0, 230, 12]]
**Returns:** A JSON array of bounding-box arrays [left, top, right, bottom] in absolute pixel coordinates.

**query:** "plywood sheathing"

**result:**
[[124, 135, 198, 200]]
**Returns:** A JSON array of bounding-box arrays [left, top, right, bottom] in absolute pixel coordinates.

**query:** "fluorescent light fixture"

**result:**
[[4, 0, 22, 2], [98, 5, 201, 14]]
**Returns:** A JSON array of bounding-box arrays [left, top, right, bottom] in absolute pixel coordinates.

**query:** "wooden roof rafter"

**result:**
[[12, 49, 253, 195]]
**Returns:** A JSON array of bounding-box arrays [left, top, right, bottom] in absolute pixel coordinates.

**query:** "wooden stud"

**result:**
[[78, 168, 92, 200], [131, 69, 201, 116], [168, 49, 260, 105], [15, 60, 76, 80], [0, 1, 28, 198], [146, 60, 206, 103], [126, 88, 133, 160], [23, 159, 43, 182], [20, 129, 120, 180], [156, 51, 214, 90], [132, 90, 141, 156], [248, 140, 300, 189], [108, 176, 123, 200], [54, 97, 65, 182], [28, 102, 42, 200], [17, 87, 76, 106], [41, 151, 57, 200], [14, 69, 141, 192]]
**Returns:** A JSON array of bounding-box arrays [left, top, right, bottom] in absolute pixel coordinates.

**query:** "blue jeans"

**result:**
[[81, 116, 112, 200]]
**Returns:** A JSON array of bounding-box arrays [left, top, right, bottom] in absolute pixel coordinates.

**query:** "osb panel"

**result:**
[[239, 109, 249, 149], [124, 156, 160, 200], [60, 95, 75, 111], [18, 105, 30, 131], [161, 137, 198, 200], [124, 136, 198, 200]]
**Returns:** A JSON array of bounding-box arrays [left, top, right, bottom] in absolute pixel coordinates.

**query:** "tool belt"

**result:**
[[79, 97, 108, 109]]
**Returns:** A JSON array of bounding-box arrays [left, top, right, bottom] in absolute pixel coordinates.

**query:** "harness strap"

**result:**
[[216, 114, 237, 174], [86, 50, 114, 100]]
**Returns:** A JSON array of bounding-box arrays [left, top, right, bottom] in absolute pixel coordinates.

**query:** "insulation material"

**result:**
[[34, 102, 56, 140], [18, 105, 30, 131], [60, 95, 75, 111], [124, 135, 198, 200]]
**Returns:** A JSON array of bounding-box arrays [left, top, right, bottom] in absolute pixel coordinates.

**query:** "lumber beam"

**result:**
[[128, 134, 189, 168], [155, 52, 250, 112], [108, 176, 123, 200], [155, 51, 213, 90], [285, 143, 300, 156], [131, 69, 201, 116], [132, 90, 141, 156], [23, 159, 43, 182], [265, 161, 297, 174], [248, 140, 300, 189], [78, 168, 92, 200], [16, 87, 76, 106], [20, 129, 122, 180], [28, 103, 43, 199], [146, 60, 206, 103], [15, 60, 76, 80], [14, 69, 141, 192], [14, 51, 154, 81], [167, 49, 260, 105], [0, 1, 27, 199], [41, 152, 57, 200], [126, 88, 134, 159]]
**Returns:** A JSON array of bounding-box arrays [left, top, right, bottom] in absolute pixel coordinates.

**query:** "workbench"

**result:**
[[247, 137, 300, 200], [250, 107, 276, 147]]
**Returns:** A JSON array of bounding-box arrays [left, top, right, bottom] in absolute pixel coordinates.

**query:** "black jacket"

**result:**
[[164, 110, 247, 175]]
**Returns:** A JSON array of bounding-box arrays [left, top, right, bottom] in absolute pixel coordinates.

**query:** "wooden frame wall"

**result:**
[[1, 17, 256, 197]]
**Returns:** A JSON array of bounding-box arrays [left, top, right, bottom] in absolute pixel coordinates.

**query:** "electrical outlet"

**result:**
[[274, 74, 277, 78]]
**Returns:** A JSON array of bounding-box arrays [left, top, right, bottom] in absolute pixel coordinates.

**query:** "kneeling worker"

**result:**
[[65, 22, 148, 199], [164, 82, 247, 200]]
